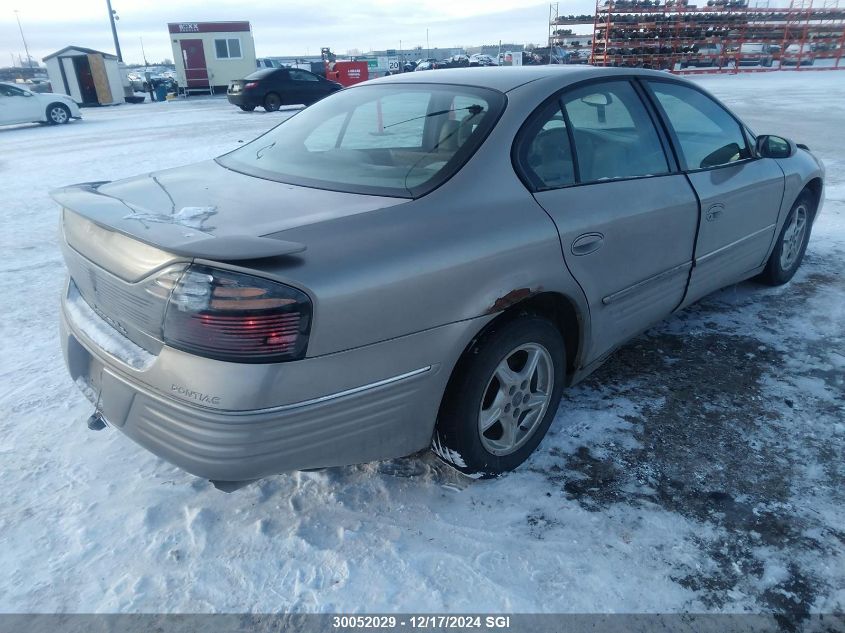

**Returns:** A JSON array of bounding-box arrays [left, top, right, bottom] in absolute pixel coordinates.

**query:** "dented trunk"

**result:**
[[52, 159, 405, 265]]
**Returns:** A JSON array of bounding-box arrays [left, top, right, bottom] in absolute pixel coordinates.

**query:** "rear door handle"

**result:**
[[571, 232, 604, 256]]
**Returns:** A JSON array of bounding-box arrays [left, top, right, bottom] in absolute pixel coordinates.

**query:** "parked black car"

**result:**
[[227, 68, 342, 112]]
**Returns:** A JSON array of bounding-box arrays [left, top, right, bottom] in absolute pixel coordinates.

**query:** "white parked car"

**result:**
[[782, 43, 815, 66], [0, 82, 81, 126], [469, 54, 497, 67]]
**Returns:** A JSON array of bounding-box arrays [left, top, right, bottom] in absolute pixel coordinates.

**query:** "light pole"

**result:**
[[105, 0, 123, 62], [13, 10, 33, 69], [426, 28, 430, 59]]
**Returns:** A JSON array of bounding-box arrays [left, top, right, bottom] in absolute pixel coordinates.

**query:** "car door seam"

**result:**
[[676, 172, 704, 312]]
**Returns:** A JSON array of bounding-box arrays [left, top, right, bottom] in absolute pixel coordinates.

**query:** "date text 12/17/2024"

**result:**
[[331, 616, 512, 629]]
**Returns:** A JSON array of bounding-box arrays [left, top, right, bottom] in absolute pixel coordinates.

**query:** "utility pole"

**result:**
[[426, 28, 430, 59], [13, 10, 34, 69], [105, 0, 123, 62]]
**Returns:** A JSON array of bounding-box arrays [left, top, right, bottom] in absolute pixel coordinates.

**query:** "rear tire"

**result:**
[[263, 93, 281, 112], [238, 105, 256, 112], [759, 190, 814, 286], [432, 315, 565, 477], [46, 103, 71, 125]]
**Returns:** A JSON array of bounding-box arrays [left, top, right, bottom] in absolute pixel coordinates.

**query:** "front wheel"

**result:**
[[238, 105, 256, 112], [759, 191, 813, 286], [433, 316, 565, 477], [47, 103, 71, 124]]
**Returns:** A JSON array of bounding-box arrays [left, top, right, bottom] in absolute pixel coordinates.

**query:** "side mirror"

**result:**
[[756, 134, 796, 159]]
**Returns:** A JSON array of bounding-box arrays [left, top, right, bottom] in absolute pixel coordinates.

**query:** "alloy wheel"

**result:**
[[478, 343, 554, 456], [50, 106, 68, 124], [780, 204, 808, 271]]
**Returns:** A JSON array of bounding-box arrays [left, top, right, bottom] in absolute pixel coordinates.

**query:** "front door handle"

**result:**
[[571, 232, 604, 256], [706, 203, 725, 222]]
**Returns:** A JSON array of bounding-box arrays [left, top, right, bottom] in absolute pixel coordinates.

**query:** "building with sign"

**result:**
[[42, 46, 125, 106], [168, 22, 257, 95]]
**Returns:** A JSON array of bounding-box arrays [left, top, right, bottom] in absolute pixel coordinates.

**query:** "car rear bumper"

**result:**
[[60, 283, 485, 481], [226, 92, 262, 108]]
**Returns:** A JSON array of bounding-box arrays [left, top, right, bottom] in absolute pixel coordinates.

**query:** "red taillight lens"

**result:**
[[162, 265, 311, 363], [244, 82, 258, 89]]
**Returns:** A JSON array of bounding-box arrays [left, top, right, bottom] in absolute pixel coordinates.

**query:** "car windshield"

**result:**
[[218, 83, 505, 198]]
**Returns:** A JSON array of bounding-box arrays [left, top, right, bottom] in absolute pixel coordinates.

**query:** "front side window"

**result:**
[[218, 84, 505, 198], [562, 81, 669, 183], [648, 81, 751, 170], [215, 38, 242, 59]]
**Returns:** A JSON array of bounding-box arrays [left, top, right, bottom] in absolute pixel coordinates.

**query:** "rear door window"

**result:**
[[289, 69, 319, 82]]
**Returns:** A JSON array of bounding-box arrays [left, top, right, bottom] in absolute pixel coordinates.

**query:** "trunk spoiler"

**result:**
[[51, 182, 307, 261]]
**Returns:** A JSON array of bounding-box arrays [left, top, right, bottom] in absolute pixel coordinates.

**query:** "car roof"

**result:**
[[357, 65, 686, 94]]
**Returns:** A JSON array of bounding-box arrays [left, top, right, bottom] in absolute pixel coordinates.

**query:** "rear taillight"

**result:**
[[162, 265, 311, 363], [244, 82, 258, 89]]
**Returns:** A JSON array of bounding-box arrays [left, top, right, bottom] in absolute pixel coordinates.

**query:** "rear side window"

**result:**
[[648, 82, 751, 170], [562, 81, 669, 183], [513, 102, 575, 189]]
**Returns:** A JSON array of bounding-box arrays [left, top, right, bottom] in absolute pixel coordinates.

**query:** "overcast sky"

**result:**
[[3, 0, 598, 65]]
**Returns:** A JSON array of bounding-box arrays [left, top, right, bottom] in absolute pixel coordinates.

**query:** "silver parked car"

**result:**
[[55, 67, 824, 483]]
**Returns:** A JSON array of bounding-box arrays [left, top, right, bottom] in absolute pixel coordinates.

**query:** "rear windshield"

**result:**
[[244, 68, 282, 80], [217, 83, 505, 198]]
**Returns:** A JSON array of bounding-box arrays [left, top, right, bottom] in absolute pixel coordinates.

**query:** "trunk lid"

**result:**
[[53, 159, 405, 267]]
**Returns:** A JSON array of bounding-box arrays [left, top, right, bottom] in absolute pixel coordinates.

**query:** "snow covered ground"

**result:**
[[0, 72, 842, 619]]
